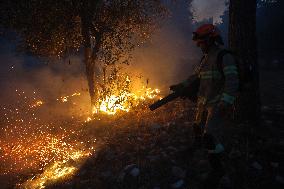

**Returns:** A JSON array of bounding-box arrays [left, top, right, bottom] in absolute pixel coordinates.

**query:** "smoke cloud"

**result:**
[[127, 0, 201, 93], [0, 39, 91, 120], [128, 0, 230, 93], [190, 0, 228, 24], [0, 0, 213, 111]]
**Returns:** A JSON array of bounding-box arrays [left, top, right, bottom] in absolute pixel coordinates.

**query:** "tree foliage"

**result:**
[[0, 0, 167, 104], [1, 0, 166, 60]]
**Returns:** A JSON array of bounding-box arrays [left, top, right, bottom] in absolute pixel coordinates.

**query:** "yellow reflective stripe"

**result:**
[[200, 71, 222, 79], [201, 75, 223, 79], [201, 76, 218, 79], [200, 71, 221, 76], [224, 70, 238, 75], [223, 66, 238, 75], [223, 65, 237, 72]]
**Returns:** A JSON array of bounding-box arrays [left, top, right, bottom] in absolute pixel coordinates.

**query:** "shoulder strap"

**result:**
[[194, 55, 206, 74], [216, 49, 232, 75]]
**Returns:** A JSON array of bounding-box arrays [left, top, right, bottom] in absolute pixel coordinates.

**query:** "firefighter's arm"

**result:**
[[220, 53, 239, 105], [170, 74, 199, 92]]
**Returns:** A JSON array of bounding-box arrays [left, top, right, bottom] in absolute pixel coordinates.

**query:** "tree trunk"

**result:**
[[229, 0, 261, 127], [81, 8, 96, 106], [84, 47, 96, 105], [229, 1, 260, 188], [80, 0, 103, 106]]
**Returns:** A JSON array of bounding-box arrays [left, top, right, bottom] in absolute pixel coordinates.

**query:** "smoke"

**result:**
[[189, 0, 229, 24], [1, 2, 205, 179], [127, 0, 229, 92], [126, 0, 201, 93], [0, 39, 91, 120], [0, 0, 219, 112]]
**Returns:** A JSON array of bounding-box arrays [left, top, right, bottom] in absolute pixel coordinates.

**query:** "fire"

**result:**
[[92, 87, 160, 115], [21, 149, 91, 189], [94, 93, 131, 115], [91, 75, 161, 116], [0, 74, 161, 188]]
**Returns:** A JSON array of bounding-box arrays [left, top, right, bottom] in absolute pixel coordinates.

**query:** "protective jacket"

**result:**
[[185, 45, 239, 107]]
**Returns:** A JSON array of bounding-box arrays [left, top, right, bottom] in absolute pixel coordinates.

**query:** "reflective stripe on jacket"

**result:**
[[186, 46, 239, 106]]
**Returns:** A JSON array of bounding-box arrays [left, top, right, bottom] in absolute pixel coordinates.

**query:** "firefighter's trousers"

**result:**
[[194, 100, 226, 150]]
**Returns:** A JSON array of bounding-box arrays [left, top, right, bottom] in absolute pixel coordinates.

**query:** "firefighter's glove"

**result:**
[[170, 83, 182, 92]]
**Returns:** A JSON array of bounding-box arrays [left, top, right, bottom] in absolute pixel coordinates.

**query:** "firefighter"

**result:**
[[170, 24, 239, 186]]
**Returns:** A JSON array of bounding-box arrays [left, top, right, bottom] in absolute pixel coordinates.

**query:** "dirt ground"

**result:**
[[43, 69, 284, 189], [1, 69, 284, 189]]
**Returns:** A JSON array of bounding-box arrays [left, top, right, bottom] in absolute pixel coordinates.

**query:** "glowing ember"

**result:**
[[85, 117, 92, 122], [0, 89, 95, 188], [0, 75, 161, 188], [57, 92, 81, 103], [30, 100, 44, 108], [0, 134, 94, 174], [21, 150, 91, 189]]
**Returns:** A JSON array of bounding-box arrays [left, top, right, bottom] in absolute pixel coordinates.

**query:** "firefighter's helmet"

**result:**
[[192, 24, 223, 45]]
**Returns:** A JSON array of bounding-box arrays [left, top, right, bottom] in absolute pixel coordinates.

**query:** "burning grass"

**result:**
[[0, 72, 172, 188], [92, 71, 161, 116]]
